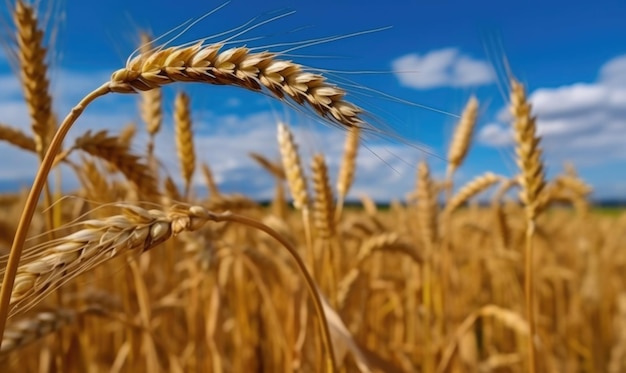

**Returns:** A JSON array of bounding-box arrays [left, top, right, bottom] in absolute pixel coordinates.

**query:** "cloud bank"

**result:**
[[392, 48, 495, 89]]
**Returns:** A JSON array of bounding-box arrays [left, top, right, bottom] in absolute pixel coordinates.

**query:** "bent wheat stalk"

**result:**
[[2, 203, 338, 371], [1, 35, 366, 344]]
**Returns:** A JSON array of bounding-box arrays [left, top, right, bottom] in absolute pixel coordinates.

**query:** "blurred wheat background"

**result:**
[[0, 1, 625, 372]]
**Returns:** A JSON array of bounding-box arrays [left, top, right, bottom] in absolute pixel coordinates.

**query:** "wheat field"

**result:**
[[0, 2, 625, 372]]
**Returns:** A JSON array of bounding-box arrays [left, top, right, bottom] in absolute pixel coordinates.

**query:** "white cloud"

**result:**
[[392, 48, 495, 89], [477, 54, 626, 166], [477, 123, 511, 147]]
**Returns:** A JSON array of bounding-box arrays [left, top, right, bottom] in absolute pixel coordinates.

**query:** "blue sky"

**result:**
[[1, 0, 625, 201]]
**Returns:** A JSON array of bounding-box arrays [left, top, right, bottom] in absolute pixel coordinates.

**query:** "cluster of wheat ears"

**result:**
[[0, 1, 625, 372]]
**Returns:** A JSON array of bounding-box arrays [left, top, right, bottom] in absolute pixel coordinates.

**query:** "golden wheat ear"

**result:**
[[109, 43, 364, 129], [13, 0, 55, 160], [174, 91, 196, 198]]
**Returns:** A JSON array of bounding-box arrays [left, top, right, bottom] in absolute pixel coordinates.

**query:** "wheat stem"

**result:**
[[0, 83, 111, 347]]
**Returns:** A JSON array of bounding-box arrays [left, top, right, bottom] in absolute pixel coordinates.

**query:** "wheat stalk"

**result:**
[[510, 78, 545, 373], [110, 43, 363, 128], [174, 92, 196, 198], [415, 160, 437, 373]]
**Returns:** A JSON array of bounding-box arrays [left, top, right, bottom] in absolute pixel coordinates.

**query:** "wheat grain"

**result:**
[[510, 78, 545, 373]]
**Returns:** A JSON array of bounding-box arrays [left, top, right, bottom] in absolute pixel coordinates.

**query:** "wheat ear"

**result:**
[[174, 92, 196, 198], [444, 172, 501, 215], [118, 122, 137, 149], [311, 154, 335, 240], [110, 43, 363, 128], [249, 152, 286, 180], [13, 0, 54, 159], [277, 122, 316, 274], [201, 163, 221, 198], [0, 124, 37, 153], [510, 78, 545, 373], [446, 96, 478, 182], [415, 160, 437, 373], [277, 123, 309, 211], [73, 130, 158, 197], [416, 161, 437, 249], [1, 308, 75, 355], [335, 125, 360, 220]]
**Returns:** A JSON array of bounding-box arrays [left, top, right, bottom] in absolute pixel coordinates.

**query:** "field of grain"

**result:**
[[0, 1, 625, 372]]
